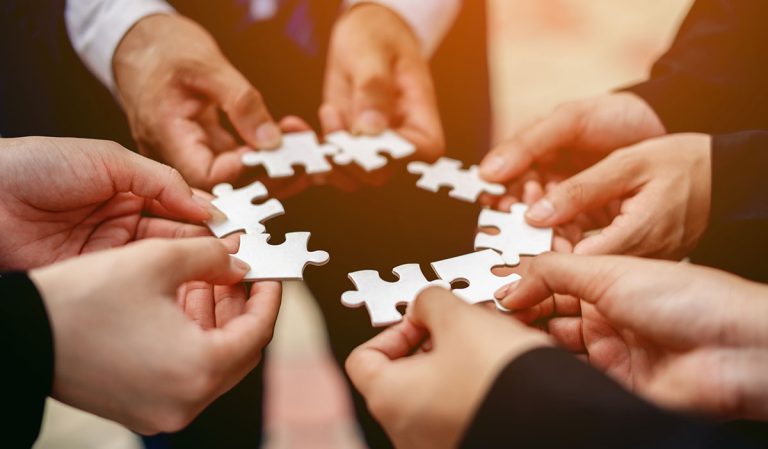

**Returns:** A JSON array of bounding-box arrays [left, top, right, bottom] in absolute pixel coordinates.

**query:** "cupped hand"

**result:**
[[500, 253, 768, 420], [30, 237, 282, 434], [346, 288, 551, 449], [114, 14, 281, 189], [0, 136, 216, 270]]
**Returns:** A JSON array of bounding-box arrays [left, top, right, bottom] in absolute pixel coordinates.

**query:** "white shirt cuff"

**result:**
[[65, 0, 175, 93], [344, 0, 461, 56]]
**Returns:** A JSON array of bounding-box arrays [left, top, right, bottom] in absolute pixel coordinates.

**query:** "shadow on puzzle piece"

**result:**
[[241, 131, 339, 178], [341, 249, 519, 327], [475, 203, 553, 265], [206, 181, 284, 237], [233, 232, 329, 281], [327, 130, 415, 172], [407, 157, 506, 203]]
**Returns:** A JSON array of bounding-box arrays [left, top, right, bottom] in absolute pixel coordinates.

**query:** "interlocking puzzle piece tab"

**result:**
[[242, 131, 339, 178], [407, 157, 505, 203], [341, 264, 449, 327], [328, 130, 415, 172], [475, 203, 553, 265], [431, 249, 520, 311], [233, 232, 329, 281], [206, 182, 284, 237]]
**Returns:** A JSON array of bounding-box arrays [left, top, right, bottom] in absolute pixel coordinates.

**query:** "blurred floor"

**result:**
[[34, 2, 692, 448]]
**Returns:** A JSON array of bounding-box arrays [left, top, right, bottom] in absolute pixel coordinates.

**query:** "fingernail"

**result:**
[[256, 122, 282, 149], [480, 154, 506, 177], [193, 194, 223, 221], [231, 256, 251, 273], [355, 110, 387, 135], [495, 279, 519, 299], [527, 199, 555, 222]]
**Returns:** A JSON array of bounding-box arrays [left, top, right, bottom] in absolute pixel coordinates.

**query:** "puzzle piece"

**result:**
[[327, 130, 415, 171], [241, 131, 339, 177], [206, 182, 284, 237], [475, 204, 553, 265], [233, 232, 329, 281], [407, 158, 506, 202], [341, 264, 449, 327], [431, 249, 520, 311]]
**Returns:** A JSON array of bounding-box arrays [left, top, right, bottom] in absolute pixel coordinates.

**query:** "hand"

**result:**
[[30, 237, 282, 434], [521, 133, 712, 258], [500, 253, 768, 420], [0, 137, 216, 270], [479, 93, 665, 184], [114, 14, 281, 189], [321, 4, 444, 188], [346, 288, 551, 449]]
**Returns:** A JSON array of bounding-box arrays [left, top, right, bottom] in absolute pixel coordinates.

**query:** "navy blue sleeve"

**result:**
[[461, 347, 766, 449], [1, 272, 54, 448]]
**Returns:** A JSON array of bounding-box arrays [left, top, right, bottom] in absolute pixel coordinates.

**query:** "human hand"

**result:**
[[30, 237, 281, 434], [520, 133, 712, 258], [320, 3, 444, 188], [346, 288, 551, 449], [479, 93, 665, 184], [0, 137, 217, 270], [114, 14, 281, 189], [500, 253, 768, 420]]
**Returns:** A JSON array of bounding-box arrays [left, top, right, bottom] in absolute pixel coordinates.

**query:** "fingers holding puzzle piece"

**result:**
[[206, 181, 285, 237], [475, 204, 553, 265]]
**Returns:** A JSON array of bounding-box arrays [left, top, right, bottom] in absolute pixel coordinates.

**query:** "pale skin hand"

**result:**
[[521, 133, 713, 259], [114, 14, 282, 189], [500, 253, 768, 420], [30, 238, 282, 435], [0, 136, 218, 270], [320, 4, 444, 190], [346, 288, 551, 449]]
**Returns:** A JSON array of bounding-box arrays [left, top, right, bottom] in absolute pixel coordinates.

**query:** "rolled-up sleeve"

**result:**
[[344, 0, 461, 56], [65, 0, 175, 92]]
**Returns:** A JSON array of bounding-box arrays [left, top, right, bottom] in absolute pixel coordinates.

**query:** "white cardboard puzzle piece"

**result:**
[[407, 157, 506, 203], [233, 232, 329, 281], [475, 203, 553, 265], [341, 264, 449, 327], [430, 249, 520, 311], [206, 182, 284, 237], [327, 130, 415, 171], [241, 131, 339, 178]]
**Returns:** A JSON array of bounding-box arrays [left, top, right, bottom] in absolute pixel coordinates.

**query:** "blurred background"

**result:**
[[33, 1, 691, 448]]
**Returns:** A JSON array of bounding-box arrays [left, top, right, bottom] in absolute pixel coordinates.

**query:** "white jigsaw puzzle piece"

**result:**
[[431, 249, 520, 311], [407, 157, 506, 203], [341, 264, 449, 327], [475, 203, 553, 265], [241, 131, 339, 178], [233, 232, 329, 281], [206, 181, 284, 237], [327, 130, 415, 171]]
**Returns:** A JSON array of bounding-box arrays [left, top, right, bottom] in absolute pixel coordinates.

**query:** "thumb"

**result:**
[[181, 65, 281, 149], [406, 287, 468, 343], [524, 151, 639, 227], [138, 238, 249, 291], [351, 56, 395, 135]]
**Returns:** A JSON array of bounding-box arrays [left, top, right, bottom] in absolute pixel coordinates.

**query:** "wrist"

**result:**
[[341, 3, 421, 54]]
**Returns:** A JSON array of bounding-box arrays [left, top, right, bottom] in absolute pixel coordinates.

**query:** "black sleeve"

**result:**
[[1, 272, 54, 448], [461, 347, 766, 449], [689, 130, 768, 282], [625, 0, 768, 134]]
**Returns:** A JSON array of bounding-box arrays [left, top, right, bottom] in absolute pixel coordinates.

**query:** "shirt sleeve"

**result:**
[[1, 272, 55, 448], [65, 0, 176, 92], [343, 0, 461, 56]]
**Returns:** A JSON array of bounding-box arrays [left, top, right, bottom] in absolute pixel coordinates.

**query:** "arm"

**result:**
[[626, 0, 768, 134], [1, 272, 54, 448]]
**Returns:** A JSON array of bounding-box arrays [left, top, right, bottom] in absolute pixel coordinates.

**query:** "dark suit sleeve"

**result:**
[[689, 130, 768, 281], [1, 272, 54, 448], [460, 347, 765, 449], [625, 0, 768, 134]]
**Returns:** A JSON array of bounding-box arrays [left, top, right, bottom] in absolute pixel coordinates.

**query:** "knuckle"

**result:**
[[231, 87, 264, 115]]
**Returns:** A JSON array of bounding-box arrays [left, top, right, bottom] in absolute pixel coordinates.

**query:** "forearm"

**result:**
[[65, 0, 175, 92], [1, 272, 54, 448], [344, 0, 460, 56]]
